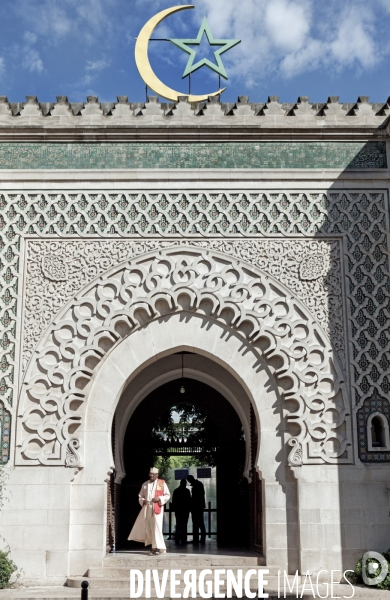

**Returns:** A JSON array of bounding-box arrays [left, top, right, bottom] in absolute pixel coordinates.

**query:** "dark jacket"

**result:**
[[190, 479, 206, 511], [172, 486, 191, 515]]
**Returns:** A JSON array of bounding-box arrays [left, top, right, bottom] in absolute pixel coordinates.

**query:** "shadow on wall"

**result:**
[[262, 164, 390, 571], [312, 157, 390, 571]]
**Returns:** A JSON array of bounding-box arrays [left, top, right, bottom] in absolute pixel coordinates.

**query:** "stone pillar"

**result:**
[[295, 466, 343, 577], [0, 467, 72, 585]]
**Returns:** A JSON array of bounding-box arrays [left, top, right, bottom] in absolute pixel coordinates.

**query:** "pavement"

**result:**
[[0, 582, 389, 599]]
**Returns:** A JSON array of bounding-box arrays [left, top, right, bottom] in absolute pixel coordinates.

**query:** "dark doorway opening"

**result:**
[[114, 376, 251, 550]]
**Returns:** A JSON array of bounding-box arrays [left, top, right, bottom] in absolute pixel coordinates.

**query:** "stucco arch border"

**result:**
[[17, 244, 352, 467]]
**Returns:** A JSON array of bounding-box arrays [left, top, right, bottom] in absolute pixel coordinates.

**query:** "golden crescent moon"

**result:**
[[135, 5, 226, 103]]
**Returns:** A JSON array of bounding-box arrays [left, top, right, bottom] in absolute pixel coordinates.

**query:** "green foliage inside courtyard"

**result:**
[[154, 455, 203, 482], [151, 403, 219, 475]]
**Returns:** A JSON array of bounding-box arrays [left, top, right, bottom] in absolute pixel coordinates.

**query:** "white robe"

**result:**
[[128, 479, 170, 550]]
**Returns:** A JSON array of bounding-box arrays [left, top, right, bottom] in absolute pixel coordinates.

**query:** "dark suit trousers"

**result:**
[[191, 509, 206, 542], [175, 512, 189, 544]]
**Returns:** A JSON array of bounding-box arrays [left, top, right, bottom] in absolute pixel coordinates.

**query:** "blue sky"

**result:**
[[0, 0, 389, 103]]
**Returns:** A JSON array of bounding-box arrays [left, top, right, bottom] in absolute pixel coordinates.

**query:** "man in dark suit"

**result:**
[[172, 479, 191, 544], [187, 474, 206, 544]]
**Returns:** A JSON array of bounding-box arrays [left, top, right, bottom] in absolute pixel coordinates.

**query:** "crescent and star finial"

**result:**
[[134, 5, 241, 103]]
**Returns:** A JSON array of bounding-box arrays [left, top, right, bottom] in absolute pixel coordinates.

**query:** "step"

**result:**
[[67, 575, 288, 590], [88, 565, 281, 578], [103, 555, 262, 568]]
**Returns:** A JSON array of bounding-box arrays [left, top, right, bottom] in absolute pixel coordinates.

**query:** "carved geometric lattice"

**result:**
[[17, 246, 352, 466], [0, 190, 387, 464], [0, 400, 11, 463]]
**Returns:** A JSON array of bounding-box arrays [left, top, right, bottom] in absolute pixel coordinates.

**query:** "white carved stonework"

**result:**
[[41, 254, 68, 281], [23, 238, 345, 372], [17, 244, 351, 466], [65, 438, 81, 468], [299, 253, 327, 280], [288, 438, 303, 466]]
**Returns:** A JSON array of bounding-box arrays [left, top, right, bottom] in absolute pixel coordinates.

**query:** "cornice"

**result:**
[[0, 127, 387, 143], [0, 168, 387, 185]]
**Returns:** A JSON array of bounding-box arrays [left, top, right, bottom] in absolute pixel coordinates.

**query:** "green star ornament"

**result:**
[[169, 18, 240, 80]]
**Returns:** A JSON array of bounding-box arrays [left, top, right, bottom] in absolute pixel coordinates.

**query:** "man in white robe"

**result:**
[[128, 467, 170, 554]]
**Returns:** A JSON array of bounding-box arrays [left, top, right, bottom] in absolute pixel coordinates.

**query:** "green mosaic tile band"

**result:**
[[0, 141, 385, 169]]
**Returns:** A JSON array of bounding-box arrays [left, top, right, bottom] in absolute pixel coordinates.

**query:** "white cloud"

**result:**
[[15, 0, 118, 43], [378, 0, 390, 12], [280, 39, 324, 78], [69, 56, 110, 97], [265, 0, 311, 52], [329, 6, 377, 69], [0, 57, 5, 78], [86, 58, 110, 72], [16, 1, 72, 39], [279, 3, 379, 78], [75, 0, 112, 35], [194, 0, 390, 85], [68, 70, 98, 98], [20, 25, 44, 74], [23, 31, 37, 44], [22, 48, 44, 73]]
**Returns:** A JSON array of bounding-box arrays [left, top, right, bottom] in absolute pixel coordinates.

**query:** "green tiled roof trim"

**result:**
[[0, 141, 386, 169]]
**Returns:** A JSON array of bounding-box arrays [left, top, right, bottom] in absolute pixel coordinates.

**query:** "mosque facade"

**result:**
[[0, 93, 389, 584]]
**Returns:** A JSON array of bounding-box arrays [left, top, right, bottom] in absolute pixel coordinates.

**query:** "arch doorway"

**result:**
[[108, 352, 263, 553]]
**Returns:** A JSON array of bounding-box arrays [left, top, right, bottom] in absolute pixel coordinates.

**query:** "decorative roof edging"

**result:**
[[0, 95, 388, 130]]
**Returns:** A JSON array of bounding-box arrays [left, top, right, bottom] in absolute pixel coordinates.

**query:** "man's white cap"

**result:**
[[149, 467, 159, 474]]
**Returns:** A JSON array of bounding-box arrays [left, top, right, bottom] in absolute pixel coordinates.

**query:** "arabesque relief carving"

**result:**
[[17, 246, 352, 466], [23, 238, 344, 372]]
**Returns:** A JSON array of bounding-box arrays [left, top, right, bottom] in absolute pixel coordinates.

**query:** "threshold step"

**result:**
[[103, 555, 261, 568], [89, 565, 280, 578]]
